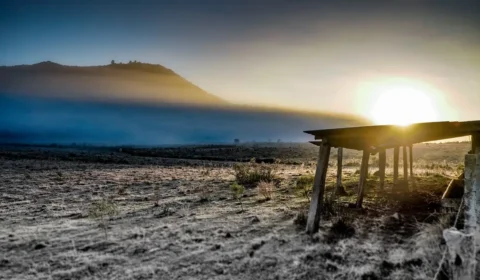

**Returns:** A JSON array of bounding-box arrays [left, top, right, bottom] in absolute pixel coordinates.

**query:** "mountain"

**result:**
[[0, 61, 225, 105], [0, 61, 370, 145]]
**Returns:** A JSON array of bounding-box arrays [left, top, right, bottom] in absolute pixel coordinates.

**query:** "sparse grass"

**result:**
[[233, 158, 277, 188], [117, 185, 128, 195], [325, 217, 356, 243], [293, 210, 308, 227], [88, 198, 118, 239], [257, 181, 275, 200], [295, 175, 315, 202], [230, 182, 245, 211], [197, 185, 212, 203]]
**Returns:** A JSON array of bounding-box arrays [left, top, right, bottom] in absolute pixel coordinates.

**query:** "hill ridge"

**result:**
[[0, 61, 226, 106]]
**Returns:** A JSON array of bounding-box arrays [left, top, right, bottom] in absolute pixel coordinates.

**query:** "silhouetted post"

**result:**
[[379, 150, 386, 191], [333, 147, 347, 197], [403, 146, 408, 181], [306, 142, 331, 234], [409, 144, 414, 189], [443, 153, 477, 280], [464, 153, 477, 234], [393, 147, 399, 184], [471, 133, 480, 153], [356, 149, 370, 208]]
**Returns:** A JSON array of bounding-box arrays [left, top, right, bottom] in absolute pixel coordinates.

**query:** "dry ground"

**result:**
[[0, 143, 478, 280]]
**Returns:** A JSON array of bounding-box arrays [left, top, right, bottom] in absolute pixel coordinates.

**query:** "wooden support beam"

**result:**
[[409, 144, 414, 189], [443, 152, 477, 279], [403, 146, 408, 181], [333, 147, 347, 198], [356, 149, 370, 208], [306, 143, 331, 234], [393, 146, 399, 184], [464, 154, 477, 234], [471, 133, 480, 154], [378, 150, 386, 191]]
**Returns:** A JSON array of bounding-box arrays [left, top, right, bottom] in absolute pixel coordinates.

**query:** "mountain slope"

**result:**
[[0, 61, 226, 105]]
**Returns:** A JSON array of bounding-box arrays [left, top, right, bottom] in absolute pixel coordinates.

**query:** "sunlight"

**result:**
[[356, 78, 441, 126], [371, 85, 437, 125]]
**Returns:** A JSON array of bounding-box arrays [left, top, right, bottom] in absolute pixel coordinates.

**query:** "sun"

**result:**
[[369, 83, 437, 126]]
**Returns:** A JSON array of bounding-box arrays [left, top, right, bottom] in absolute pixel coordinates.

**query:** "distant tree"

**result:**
[[111, 60, 115, 65], [129, 60, 132, 64], [234, 139, 240, 144]]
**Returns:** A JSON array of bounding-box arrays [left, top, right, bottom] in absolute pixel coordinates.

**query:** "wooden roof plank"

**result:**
[[306, 120, 480, 149]]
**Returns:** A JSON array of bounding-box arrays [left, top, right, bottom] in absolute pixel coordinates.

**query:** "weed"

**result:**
[[295, 175, 315, 202], [152, 185, 160, 206], [326, 217, 356, 243], [257, 181, 275, 200], [233, 158, 277, 188], [231, 182, 245, 211], [197, 185, 212, 203], [117, 185, 127, 195], [88, 198, 118, 239], [293, 211, 308, 227]]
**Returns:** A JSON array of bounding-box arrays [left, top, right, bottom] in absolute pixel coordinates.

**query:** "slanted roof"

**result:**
[[305, 120, 480, 151]]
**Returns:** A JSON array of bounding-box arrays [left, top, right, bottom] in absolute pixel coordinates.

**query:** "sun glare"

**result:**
[[371, 85, 437, 126], [356, 78, 440, 126]]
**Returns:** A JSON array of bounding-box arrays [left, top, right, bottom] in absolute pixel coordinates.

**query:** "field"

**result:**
[[1, 142, 479, 280]]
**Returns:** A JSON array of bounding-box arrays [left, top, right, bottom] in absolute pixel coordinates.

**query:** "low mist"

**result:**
[[0, 93, 366, 146]]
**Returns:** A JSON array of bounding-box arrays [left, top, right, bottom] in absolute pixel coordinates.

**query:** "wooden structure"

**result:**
[[305, 121, 480, 234]]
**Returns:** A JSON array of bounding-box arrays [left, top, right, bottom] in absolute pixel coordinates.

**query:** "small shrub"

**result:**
[[326, 217, 355, 243], [152, 185, 160, 206], [257, 181, 275, 200], [233, 159, 277, 188], [117, 185, 127, 195], [197, 185, 212, 203], [230, 182, 245, 211], [89, 198, 118, 239], [295, 175, 315, 202], [293, 211, 308, 227]]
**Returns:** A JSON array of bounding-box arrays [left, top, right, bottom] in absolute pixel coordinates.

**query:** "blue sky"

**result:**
[[1, 0, 480, 120]]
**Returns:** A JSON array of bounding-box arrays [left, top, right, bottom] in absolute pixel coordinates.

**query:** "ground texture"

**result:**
[[0, 143, 478, 280]]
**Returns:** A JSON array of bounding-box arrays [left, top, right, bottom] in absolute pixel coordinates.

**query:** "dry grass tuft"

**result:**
[[233, 159, 277, 188], [88, 198, 118, 239], [295, 175, 314, 202], [230, 182, 245, 211], [257, 181, 275, 200]]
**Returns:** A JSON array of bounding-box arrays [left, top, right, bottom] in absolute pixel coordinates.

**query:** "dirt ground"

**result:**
[[0, 143, 478, 280]]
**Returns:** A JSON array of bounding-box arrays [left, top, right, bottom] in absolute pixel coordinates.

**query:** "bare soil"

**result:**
[[0, 143, 478, 280]]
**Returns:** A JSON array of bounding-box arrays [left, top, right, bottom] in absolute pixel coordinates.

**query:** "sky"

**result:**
[[1, 0, 480, 122]]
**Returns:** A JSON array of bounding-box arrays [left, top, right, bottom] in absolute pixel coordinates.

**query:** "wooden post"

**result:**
[[333, 147, 346, 197], [378, 150, 386, 191], [306, 143, 331, 234], [443, 229, 476, 280], [356, 149, 370, 208], [476, 150, 480, 231], [464, 154, 477, 234], [471, 133, 480, 153], [393, 146, 399, 184], [409, 144, 414, 190], [443, 152, 477, 280], [403, 145, 408, 181]]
